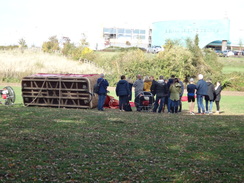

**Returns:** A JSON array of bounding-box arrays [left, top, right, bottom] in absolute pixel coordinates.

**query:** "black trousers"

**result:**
[[215, 101, 220, 111]]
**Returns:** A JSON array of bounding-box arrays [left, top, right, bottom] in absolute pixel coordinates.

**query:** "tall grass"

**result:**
[[0, 49, 104, 82]]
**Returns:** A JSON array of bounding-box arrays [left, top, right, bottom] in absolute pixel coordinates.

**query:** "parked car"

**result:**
[[215, 50, 222, 55], [147, 46, 162, 53], [222, 50, 234, 57]]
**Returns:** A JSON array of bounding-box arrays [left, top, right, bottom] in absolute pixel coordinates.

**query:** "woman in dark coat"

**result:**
[[205, 78, 215, 114], [214, 81, 222, 114], [116, 75, 130, 111]]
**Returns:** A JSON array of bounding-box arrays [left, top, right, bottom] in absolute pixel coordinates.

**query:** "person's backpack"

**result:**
[[93, 79, 103, 94]]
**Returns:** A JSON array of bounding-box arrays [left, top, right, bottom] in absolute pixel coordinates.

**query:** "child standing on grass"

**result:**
[[214, 81, 222, 114]]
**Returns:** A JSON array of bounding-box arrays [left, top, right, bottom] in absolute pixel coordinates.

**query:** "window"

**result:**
[[140, 35, 146, 39], [139, 30, 146, 34], [103, 28, 116, 34], [133, 29, 139, 34], [125, 29, 132, 34], [103, 28, 110, 33], [118, 34, 124, 38], [118, 29, 125, 33]]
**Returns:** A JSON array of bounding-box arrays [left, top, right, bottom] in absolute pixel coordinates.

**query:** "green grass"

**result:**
[[2, 85, 243, 115], [0, 103, 243, 182], [0, 85, 244, 182], [218, 57, 244, 74]]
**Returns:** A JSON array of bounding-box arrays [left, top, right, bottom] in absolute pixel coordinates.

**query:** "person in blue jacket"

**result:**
[[116, 75, 130, 111], [97, 73, 109, 111], [196, 74, 208, 114]]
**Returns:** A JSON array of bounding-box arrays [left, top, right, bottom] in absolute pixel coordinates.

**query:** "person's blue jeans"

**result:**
[[153, 96, 165, 113], [167, 97, 172, 112], [197, 94, 205, 113], [98, 94, 106, 111], [171, 100, 179, 113], [205, 100, 213, 112]]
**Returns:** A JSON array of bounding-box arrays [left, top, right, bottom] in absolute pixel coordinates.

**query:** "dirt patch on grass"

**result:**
[[221, 91, 244, 96]]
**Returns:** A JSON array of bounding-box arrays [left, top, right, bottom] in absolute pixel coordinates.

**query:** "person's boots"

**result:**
[[178, 103, 182, 112], [171, 107, 174, 113], [175, 107, 178, 113]]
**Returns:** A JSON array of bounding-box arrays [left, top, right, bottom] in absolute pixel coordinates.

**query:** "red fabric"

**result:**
[[130, 102, 135, 107], [142, 100, 149, 106], [181, 96, 188, 102], [104, 95, 119, 109], [2, 94, 7, 99], [104, 95, 136, 109], [181, 95, 196, 102], [30, 73, 99, 78]]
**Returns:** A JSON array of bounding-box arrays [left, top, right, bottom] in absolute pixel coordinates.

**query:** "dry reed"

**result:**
[[0, 49, 104, 82]]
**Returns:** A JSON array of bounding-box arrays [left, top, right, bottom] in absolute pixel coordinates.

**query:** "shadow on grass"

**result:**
[[0, 106, 243, 182]]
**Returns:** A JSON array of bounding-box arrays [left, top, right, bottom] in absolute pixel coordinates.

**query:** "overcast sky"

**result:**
[[0, 0, 243, 47]]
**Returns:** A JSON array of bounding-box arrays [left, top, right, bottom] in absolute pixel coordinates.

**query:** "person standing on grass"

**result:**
[[187, 78, 196, 115], [97, 73, 109, 111], [178, 78, 184, 112], [169, 78, 181, 113], [126, 77, 133, 102], [116, 75, 130, 111], [196, 74, 208, 114], [167, 75, 175, 113], [163, 78, 169, 112], [205, 78, 215, 114], [133, 74, 144, 111], [214, 81, 222, 114], [152, 76, 168, 113], [150, 75, 157, 97]]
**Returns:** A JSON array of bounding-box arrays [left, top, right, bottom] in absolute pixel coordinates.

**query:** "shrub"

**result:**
[[70, 47, 94, 60], [42, 36, 60, 53], [222, 72, 244, 91]]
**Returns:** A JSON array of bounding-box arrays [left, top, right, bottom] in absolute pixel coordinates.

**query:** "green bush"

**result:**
[[222, 72, 244, 91], [42, 36, 59, 53], [70, 47, 94, 60]]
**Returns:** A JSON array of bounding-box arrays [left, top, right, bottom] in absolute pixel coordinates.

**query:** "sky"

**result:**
[[0, 0, 243, 47]]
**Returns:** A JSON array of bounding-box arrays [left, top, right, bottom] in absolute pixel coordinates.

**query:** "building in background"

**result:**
[[151, 19, 231, 50], [102, 26, 151, 48], [96, 18, 243, 51]]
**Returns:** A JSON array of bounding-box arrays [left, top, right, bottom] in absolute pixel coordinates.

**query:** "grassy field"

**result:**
[[0, 52, 244, 182], [218, 56, 244, 74], [0, 85, 244, 182], [0, 100, 243, 182]]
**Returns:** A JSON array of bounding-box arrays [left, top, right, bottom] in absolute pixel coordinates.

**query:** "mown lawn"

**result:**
[[0, 86, 244, 182], [0, 106, 243, 182], [218, 56, 244, 74]]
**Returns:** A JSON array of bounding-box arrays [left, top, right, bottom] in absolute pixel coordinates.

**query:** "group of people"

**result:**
[[188, 74, 222, 115], [95, 73, 222, 114]]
